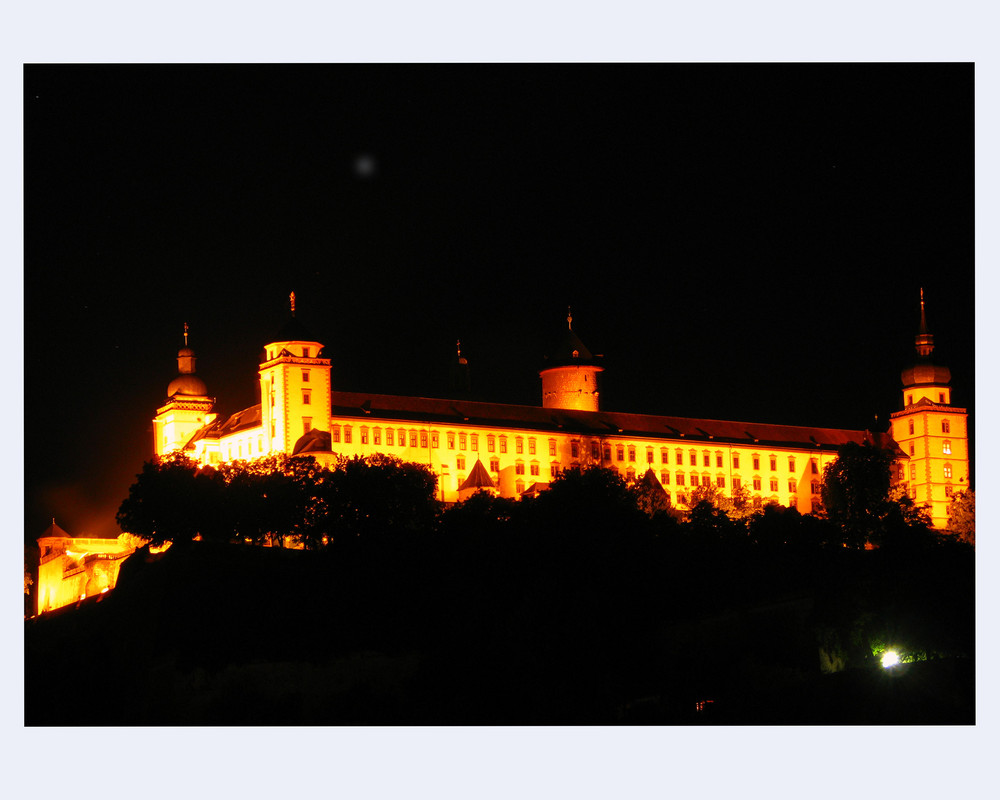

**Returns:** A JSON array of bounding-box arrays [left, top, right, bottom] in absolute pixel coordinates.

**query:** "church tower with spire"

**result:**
[[539, 308, 604, 412], [889, 290, 970, 528], [153, 324, 216, 456], [258, 292, 332, 455]]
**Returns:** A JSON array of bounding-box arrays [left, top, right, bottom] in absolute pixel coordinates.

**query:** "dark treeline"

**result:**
[[25, 446, 974, 724]]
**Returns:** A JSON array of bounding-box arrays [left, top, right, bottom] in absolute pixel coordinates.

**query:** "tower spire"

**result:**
[[914, 288, 934, 357]]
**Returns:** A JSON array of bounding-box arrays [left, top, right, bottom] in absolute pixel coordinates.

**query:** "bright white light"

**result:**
[[881, 650, 901, 668]]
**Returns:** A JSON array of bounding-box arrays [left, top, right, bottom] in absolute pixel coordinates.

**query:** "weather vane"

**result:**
[[183, 322, 189, 347], [290, 291, 296, 317]]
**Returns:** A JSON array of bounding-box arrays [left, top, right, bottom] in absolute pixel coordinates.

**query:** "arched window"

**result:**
[[943, 464, 953, 479], [942, 419, 951, 433], [943, 440, 952, 455], [908, 418, 915, 435]]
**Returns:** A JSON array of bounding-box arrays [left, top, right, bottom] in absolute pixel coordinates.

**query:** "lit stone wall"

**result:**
[[36, 537, 136, 614], [540, 365, 603, 412]]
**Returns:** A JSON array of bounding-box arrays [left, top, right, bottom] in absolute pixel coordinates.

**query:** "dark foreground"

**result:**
[[25, 538, 974, 725]]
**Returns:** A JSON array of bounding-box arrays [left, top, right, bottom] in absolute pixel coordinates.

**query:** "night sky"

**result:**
[[24, 64, 974, 541]]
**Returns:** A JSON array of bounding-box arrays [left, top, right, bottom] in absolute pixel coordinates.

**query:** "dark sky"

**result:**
[[24, 64, 974, 541]]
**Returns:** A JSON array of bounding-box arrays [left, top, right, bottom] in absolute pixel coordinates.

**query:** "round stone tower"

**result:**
[[539, 309, 604, 412]]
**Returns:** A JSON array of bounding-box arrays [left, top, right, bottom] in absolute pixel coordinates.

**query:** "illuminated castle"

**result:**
[[153, 293, 969, 528]]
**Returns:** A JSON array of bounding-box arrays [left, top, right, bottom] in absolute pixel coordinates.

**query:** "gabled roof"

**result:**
[[458, 459, 496, 491], [331, 391, 883, 452]]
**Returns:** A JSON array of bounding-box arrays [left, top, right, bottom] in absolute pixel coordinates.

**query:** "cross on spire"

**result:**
[[567, 305, 573, 330]]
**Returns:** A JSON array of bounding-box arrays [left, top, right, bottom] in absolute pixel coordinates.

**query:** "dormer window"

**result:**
[[572, 350, 579, 358], [303, 347, 311, 358]]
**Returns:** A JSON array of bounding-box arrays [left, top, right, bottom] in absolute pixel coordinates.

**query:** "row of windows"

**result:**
[[908, 440, 954, 455], [907, 418, 954, 435], [906, 392, 948, 406]]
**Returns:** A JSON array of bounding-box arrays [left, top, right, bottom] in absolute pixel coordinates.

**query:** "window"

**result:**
[[908, 418, 914, 435], [789, 496, 798, 509], [499, 437, 507, 454], [551, 464, 561, 477], [753, 478, 762, 491], [944, 464, 953, 479], [770, 478, 779, 492], [689, 451, 697, 466], [943, 440, 952, 455], [661, 449, 669, 464], [661, 471, 670, 484], [515, 462, 525, 475], [769, 456, 777, 471], [398, 428, 405, 445], [942, 419, 951, 433], [530, 463, 539, 476], [907, 394, 913, 406], [676, 450, 684, 465], [431, 432, 439, 448], [548, 439, 557, 456], [303, 418, 313, 434], [487, 435, 495, 452], [592, 442, 601, 460], [386, 429, 394, 446], [471, 434, 478, 452], [701, 475, 711, 487], [604, 446, 612, 461], [457, 456, 466, 470], [716, 476, 725, 488], [702, 452, 710, 467], [571, 441, 579, 459], [616, 445, 625, 461], [626, 467, 636, 481], [446, 432, 454, 449], [676, 474, 685, 486], [360, 427, 368, 444], [302, 390, 311, 405], [516, 480, 525, 494], [372, 428, 380, 445], [716, 453, 723, 468], [939, 393, 946, 403], [490, 458, 500, 472], [529, 438, 536, 455], [420, 431, 428, 448], [945, 485, 953, 497], [678, 493, 687, 506], [811, 459, 818, 474], [752, 455, 760, 470], [332, 427, 341, 443], [647, 449, 655, 464], [733, 454, 740, 469], [909, 441, 915, 456], [459, 433, 467, 450], [910, 464, 917, 481], [898, 465, 905, 481], [516, 438, 523, 454], [811, 481, 821, 494], [788, 479, 797, 493], [788, 457, 795, 473], [302, 370, 310, 382], [344, 427, 352, 444], [409, 431, 418, 448], [733, 478, 741, 489], [302, 347, 310, 358], [628, 446, 636, 462]]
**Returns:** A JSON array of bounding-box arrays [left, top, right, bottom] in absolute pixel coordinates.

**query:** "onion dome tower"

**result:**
[[888, 289, 969, 529], [539, 308, 604, 411], [153, 324, 215, 456], [899, 288, 953, 407], [259, 292, 332, 455]]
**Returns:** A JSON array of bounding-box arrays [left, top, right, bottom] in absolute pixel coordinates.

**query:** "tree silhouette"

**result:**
[[820, 442, 897, 548]]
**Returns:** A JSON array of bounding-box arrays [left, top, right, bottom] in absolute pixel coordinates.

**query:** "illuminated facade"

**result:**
[[153, 295, 968, 526], [36, 521, 137, 613]]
